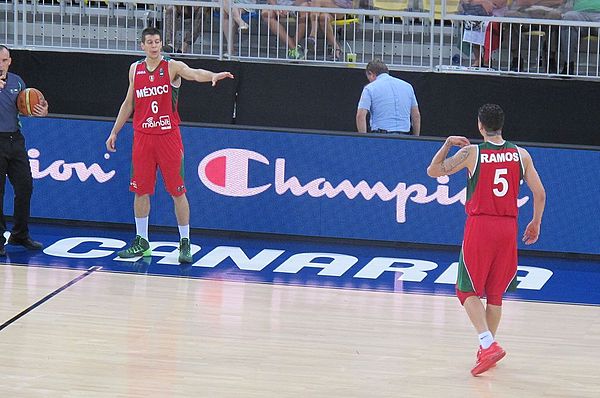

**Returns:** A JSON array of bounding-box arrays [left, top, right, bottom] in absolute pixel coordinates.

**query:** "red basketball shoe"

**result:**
[[471, 342, 506, 376], [476, 346, 497, 368]]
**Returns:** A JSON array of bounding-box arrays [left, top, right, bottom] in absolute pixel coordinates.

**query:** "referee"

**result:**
[[356, 59, 421, 136], [0, 45, 48, 255]]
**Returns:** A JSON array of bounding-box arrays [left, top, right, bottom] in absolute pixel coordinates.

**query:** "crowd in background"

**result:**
[[157, 0, 599, 74]]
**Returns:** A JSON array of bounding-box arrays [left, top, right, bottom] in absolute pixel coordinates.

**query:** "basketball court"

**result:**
[[0, 222, 598, 397]]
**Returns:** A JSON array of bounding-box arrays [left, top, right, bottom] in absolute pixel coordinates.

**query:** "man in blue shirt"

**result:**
[[0, 45, 48, 255], [356, 59, 421, 135]]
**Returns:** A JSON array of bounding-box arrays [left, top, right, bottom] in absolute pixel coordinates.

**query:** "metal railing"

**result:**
[[1, 0, 598, 79]]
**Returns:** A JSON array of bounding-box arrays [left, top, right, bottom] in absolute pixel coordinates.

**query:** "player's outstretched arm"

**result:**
[[519, 147, 546, 245], [106, 63, 135, 152], [172, 60, 234, 86], [427, 136, 474, 177]]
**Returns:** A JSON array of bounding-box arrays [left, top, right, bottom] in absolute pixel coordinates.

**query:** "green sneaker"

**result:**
[[288, 45, 304, 60], [117, 235, 151, 258], [178, 238, 193, 263]]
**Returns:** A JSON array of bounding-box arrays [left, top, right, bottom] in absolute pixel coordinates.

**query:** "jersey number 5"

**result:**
[[493, 168, 509, 197]]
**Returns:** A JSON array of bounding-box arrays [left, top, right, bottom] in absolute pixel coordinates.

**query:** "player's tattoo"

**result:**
[[442, 147, 469, 173]]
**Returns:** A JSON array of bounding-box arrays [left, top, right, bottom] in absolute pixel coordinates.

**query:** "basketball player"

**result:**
[[0, 44, 48, 256], [427, 104, 546, 376], [105, 27, 233, 264]]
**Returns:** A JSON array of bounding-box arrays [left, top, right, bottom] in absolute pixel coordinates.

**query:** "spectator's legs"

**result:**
[[164, 6, 182, 51], [262, 10, 297, 49], [560, 12, 600, 73], [231, 5, 249, 29], [181, 6, 204, 53], [318, 13, 342, 59], [508, 23, 523, 70], [302, 12, 320, 57], [560, 11, 588, 73], [296, 11, 309, 48], [222, 0, 249, 47]]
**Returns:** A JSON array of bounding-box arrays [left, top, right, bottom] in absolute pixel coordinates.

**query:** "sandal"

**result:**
[[329, 47, 342, 61]]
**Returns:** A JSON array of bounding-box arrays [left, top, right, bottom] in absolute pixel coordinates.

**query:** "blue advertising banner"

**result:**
[[12, 117, 600, 255]]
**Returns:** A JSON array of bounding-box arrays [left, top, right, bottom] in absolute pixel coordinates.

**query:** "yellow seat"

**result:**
[[372, 0, 409, 11], [329, 0, 361, 28], [423, 0, 461, 20], [372, 0, 410, 25]]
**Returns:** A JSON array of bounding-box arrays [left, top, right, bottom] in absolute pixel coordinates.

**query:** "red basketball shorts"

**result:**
[[456, 215, 518, 306], [130, 130, 186, 196]]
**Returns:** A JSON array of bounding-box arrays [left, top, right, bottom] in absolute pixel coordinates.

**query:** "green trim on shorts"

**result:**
[[457, 249, 475, 293], [180, 152, 185, 180], [507, 275, 519, 292]]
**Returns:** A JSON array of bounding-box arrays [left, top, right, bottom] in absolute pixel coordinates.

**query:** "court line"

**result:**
[[0, 266, 102, 332]]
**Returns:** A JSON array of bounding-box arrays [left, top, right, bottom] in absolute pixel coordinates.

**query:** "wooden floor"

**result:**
[[1, 264, 599, 397]]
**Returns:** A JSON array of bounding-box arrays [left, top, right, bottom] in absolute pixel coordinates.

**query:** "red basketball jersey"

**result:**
[[465, 141, 524, 217], [133, 57, 180, 135]]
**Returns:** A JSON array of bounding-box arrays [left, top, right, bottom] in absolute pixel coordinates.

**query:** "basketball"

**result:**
[[17, 88, 45, 116]]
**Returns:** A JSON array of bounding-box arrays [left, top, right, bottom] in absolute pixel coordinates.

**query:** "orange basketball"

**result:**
[[17, 88, 45, 116]]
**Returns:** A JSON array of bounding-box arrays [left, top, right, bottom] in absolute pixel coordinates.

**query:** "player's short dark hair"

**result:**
[[0, 44, 9, 53], [478, 104, 505, 135], [366, 59, 389, 76], [140, 27, 162, 43]]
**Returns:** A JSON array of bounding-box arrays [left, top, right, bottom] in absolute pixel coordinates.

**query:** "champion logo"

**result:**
[[198, 149, 531, 223], [199, 149, 271, 197]]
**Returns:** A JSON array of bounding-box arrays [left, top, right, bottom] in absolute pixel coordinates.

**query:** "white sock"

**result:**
[[478, 331, 494, 349], [178, 225, 189, 240], [135, 217, 149, 241]]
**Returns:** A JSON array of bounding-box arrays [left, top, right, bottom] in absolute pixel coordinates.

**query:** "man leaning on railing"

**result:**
[[504, 0, 566, 72], [560, 0, 600, 74]]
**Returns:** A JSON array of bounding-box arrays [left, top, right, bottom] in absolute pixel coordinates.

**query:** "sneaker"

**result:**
[[117, 235, 151, 258], [288, 45, 304, 60], [471, 342, 506, 376], [178, 238, 193, 264], [7, 236, 43, 250], [476, 346, 497, 368]]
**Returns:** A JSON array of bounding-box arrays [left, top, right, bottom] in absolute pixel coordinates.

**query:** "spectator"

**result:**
[[356, 59, 421, 135], [262, 0, 311, 59], [222, 0, 251, 53], [504, 0, 566, 72], [560, 0, 600, 74], [309, 0, 356, 60], [163, 4, 205, 53], [0, 45, 48, 255], [459, 0, 508, 67]]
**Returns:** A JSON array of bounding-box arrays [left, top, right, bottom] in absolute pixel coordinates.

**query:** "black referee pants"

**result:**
[[0, 132, 33, 244]]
